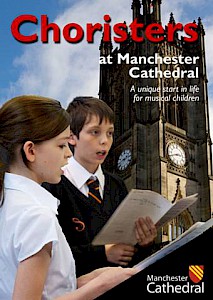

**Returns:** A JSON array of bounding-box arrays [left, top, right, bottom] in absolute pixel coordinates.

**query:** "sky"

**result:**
[[0, 0, 213, 135]]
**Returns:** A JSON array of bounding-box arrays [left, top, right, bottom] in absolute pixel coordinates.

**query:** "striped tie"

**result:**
[[86, 178, 102, 204]]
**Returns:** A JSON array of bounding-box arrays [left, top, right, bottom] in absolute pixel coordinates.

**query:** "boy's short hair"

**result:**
[[66, 96, 114, 138]]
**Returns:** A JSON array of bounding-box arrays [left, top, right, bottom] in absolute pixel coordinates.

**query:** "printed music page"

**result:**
[[134, 218, 213, 272], [92, 190, 198, 245]]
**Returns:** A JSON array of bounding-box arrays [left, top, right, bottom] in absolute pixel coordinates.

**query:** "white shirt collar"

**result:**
[[63, 157, 104, 191], [4, 173, 59, 215]]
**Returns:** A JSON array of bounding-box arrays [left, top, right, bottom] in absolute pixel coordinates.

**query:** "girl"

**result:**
[[0, 95, 136, 300]]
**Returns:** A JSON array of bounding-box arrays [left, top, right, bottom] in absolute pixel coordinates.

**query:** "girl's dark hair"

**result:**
[[0, 95, 70, 203], [66, 96, 114, 138]]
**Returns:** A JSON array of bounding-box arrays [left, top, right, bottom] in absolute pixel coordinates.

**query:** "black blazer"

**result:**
[[43, 171, 128, 276]]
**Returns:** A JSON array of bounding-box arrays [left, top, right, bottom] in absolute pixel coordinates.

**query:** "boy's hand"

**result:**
[[105, 244, 136, 266], [135, 216, 157, 247]]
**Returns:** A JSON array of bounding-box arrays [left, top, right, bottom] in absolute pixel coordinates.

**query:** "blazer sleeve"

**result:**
[[71, 244, 113, 276]]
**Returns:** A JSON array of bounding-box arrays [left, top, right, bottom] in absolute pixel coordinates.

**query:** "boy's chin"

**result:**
[[47, 176, 63, 184]]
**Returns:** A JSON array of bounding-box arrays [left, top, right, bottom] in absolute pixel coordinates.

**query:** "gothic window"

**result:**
[[119, 93, 124, 135], [118, 77, 125, 135], [164, 68, 186, 130]]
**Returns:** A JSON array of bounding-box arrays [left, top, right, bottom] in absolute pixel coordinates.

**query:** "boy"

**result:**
[[43, 97, 157, 276]]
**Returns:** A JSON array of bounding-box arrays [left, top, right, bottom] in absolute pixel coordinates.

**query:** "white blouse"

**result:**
[[0, 173, 77, 300]]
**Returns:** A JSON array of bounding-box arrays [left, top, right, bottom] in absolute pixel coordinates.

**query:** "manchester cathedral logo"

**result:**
[[146, 265, 205, 294], [189, 265, 204, 283]]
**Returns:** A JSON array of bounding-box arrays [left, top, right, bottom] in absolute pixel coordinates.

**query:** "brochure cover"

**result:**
[[0, 0, 213, 298]]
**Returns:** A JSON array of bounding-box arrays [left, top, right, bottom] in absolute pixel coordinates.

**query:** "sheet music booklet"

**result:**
[[92, 189, 198, 245]]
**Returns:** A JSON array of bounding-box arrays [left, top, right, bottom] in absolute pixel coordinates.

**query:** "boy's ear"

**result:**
[[69, 132, 77, 146], [22, 141, 36, 162]]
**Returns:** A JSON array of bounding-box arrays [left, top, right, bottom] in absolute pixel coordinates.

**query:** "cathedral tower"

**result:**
[[99, 0, 213, 239]]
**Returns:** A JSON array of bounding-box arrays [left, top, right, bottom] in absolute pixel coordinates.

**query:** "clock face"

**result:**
[[167, 142, 186, 167], [117, 149, 132, 171]]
